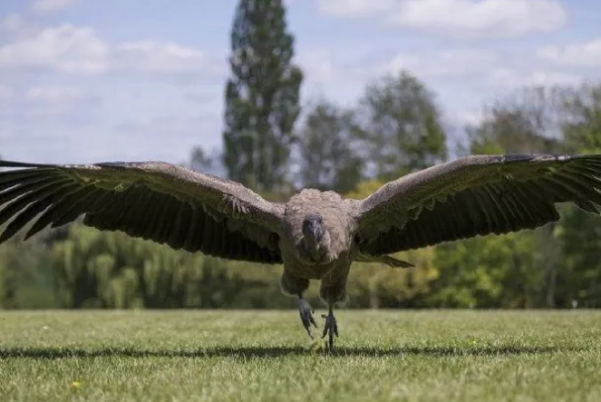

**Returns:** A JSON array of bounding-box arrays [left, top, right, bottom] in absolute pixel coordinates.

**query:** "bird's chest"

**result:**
[[293, 258, 349, 280], [281, 240, 353, 280]]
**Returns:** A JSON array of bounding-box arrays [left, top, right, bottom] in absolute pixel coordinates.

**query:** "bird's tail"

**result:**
[[355, 253, 414, 268]]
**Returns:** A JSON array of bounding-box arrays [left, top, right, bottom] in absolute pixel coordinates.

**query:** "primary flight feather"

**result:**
[[1, 153, 601, 351]]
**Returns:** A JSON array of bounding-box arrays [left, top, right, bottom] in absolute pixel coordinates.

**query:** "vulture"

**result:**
[[2, 154, 601, 351]]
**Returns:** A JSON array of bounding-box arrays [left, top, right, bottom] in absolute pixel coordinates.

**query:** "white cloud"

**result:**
[[31, 0, 79, 14], [527, 71, 583, 86], [448, 110, 484, 127], [0, 24, 216, 75], [0, 25, 109, 73], [383, 49, 499, 77], [297, 48, 338, 82], [0, 83, 13, 99], [25, 86, 86, 102], [538, 39, 601, 67], [295, 48, 382, 105], [488, 68, 582, 88], [316, 0, 397, 18], [14, 86, 101, 123], [113, 41, 209, 73], [0, 14, 24, 32], [391, 0, 567, 37], [296, 47, 506, 108], [317, 0, 567, 39]]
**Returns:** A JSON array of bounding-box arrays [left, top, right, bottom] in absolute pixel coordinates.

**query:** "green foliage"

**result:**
[[466, 86, 564, 155], [47, 224, 280, 309], [35, 219, 441, 310], [556, 208, 601, 307], [447, 86, 576, 308], [430, 231, 552, 308], [295, 71, 447, 192], [346, 247, 439, 308], [296, 99, 364, 193], [356, 71, 447, 180], [344, 179, 440, 308], [0, 231, 56, 309], [562, 83, 601, 153], [222, 0, 303, 192], [551, 83, 601, 307]]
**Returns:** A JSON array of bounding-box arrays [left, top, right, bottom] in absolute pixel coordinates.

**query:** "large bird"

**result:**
[[2, 154, 601, 351]]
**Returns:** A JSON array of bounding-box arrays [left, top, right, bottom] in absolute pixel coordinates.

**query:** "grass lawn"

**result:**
[[0, 310, 600, 401]]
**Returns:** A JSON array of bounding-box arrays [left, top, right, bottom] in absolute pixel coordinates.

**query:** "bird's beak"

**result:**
[[310, 222, 322, 240]]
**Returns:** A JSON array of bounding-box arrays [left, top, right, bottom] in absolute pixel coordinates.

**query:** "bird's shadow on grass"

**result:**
[[0, 344, 578, 360]]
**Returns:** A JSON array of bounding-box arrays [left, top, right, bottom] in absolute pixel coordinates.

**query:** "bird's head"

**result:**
[[302, 213, 326, 243]]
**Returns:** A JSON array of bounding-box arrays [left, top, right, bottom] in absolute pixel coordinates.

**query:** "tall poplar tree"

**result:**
[[222, 0, 303, 191]]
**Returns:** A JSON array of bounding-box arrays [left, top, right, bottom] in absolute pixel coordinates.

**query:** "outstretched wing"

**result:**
[[0, 160, 285, 263], [353, 154, 601, 255]]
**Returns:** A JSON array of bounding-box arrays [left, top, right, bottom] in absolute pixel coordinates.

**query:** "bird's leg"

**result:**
[[318, 268, 348, 353], [280, 272, 314, 340], [321, 303, 338, 352], [297, 295, 317, 339]]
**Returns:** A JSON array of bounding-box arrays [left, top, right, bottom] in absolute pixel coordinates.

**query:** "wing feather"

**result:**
[[354, 154, 601, 254], [0, 181, 80, 242], [0, 160, 284, 264]]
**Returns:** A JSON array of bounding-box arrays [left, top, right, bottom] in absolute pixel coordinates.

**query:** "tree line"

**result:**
[[1, 0, 601, 309]]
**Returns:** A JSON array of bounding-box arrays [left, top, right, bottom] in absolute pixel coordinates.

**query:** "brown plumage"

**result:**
[[2, 153, 601, 351]]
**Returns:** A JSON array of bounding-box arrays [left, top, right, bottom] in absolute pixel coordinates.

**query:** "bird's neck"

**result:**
[[302, 234, 330, 263]]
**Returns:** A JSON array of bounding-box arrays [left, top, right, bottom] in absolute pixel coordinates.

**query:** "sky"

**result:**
[[0, 0, 600, 166]]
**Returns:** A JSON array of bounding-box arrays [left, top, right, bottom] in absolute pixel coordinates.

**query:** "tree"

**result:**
[[465, 86, 565, 155], [344, 180, 439, 308], [554, 82, 601, 307], [0, 230, 56, 309], [222, 0, 303, 192], [449, 86, 568, 308], [47, 224, 257, 309], [297, 99, 364, 193], [561, 83, 601, 154], [189, 146, 214, 172], [356, 71, 447, 180]]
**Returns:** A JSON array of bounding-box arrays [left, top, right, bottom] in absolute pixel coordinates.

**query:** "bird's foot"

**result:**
[[321, 309, 338, 352], [298, 297, 317, 339]]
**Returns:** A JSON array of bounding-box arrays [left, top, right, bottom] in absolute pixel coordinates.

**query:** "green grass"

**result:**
[[1, 310, 601, 402]]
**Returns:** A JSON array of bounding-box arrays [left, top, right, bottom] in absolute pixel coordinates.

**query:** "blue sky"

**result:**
[[0, 0, 600, 166]]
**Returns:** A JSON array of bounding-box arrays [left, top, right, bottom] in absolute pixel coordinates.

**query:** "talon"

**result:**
[[321, 307, 338, 352], [298, 297, 317, 339], [321, 314, 338, 338]]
